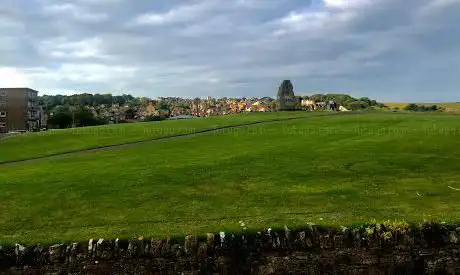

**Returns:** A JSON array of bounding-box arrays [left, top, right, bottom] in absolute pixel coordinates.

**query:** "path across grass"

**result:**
[[1, 113, 460, 244], [0, 112, 316, 164], [0, 113, 342, 166]]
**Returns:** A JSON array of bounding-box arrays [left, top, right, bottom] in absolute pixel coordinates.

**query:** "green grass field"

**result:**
[[0, 112, 313, 164], [1, 112, 460, 244]]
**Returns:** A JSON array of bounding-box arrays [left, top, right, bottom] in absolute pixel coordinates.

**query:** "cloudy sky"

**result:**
[[0, 0, 459, 101]]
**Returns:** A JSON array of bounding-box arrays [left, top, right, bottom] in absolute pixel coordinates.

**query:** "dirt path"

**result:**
[[1, 114, 340, 166]]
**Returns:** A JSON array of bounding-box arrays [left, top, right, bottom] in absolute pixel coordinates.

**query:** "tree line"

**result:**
[[39, 94, 152, 129], [403, 104, 441, 112], [38, 93, 143, 111]]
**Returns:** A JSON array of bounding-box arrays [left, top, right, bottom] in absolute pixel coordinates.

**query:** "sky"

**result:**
[[0, 0, 459, 102]]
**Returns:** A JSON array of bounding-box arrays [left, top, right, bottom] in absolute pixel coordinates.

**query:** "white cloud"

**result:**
[[417, 0, 460, 16], [0, 68, 30, 87], [39, 37, 106, 59], [43, 3, 77, 12], [73, 0, 123, 4], [323, 0, 372, 9], [235, 0, 285, 8], [134, 1, 217, 25], [426, 0, 460, 8], [43, 3, 108, 23], [272, 0, 381, 36], [274, 11, 329, 35], [36, 64, 137, 83], [273, 9, 354, 36], [6, 64, 138, 94]]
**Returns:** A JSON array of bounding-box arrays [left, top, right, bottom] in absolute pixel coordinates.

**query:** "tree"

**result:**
[[125, 108, 137, 120], [74, 106, 103, 127], [357, 100, 369, 109], [348, 101, 364, 111], [47, 106, 72, 129], [404, 104, 440, 112], [428, 105, 439, 111], [156, 101, 170, 112], [359, 97, 371, 106], [404, 103, 419, 111]]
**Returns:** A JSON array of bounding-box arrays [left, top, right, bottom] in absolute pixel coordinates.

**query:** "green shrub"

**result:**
[[404, 104, 440, 112]]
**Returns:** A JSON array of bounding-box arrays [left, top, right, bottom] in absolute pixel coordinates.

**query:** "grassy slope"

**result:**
[[1, 113, 460, 244], [0, 112, 313, 164], [385, 102, 460, 112]]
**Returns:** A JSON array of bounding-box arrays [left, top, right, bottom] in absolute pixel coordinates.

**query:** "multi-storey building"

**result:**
[[0, 88, 42, 133]]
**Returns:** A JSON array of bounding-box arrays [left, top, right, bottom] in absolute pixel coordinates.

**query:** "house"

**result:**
[[245, 103, 253, 112], [315, 102, 327, 110], [137, 101, 159, 119], [301, 99, 316, 110], [0, 88, 43, 133], [171, 106, 186, 116], [250, 101, 268, 112], [339, 106, 350, 112]]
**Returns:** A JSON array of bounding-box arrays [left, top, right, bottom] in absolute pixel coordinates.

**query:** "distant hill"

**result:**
[[385, 102, 460, 112]]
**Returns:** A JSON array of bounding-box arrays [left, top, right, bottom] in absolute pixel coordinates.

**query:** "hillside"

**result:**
[[385, 102, 460, 112], [1, 112, 460, 244]]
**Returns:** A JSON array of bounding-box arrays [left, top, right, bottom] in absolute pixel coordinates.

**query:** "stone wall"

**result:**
[[1, 223, 460, 274]]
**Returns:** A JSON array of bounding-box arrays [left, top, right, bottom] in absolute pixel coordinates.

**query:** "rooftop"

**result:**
[[0, 87, 39, 92]]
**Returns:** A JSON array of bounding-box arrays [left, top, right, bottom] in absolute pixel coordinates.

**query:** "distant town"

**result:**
[[0, 82, 443, 133]]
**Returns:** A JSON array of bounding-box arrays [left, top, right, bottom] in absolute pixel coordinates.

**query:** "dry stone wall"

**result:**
[[1, 223, 460, 274]]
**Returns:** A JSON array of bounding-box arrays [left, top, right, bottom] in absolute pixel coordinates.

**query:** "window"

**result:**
[[0, 101, 6, 108], [29, 111, 37, 119], [0, 111, 6, 117], [0, 122, 6, 128], [0, 91, 7, 97]]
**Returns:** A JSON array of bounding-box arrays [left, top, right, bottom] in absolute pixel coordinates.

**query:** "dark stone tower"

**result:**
[[277, 80, 298, 111]]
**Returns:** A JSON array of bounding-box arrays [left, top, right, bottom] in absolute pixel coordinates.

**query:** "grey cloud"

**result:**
[[0, 0, 459, 101]]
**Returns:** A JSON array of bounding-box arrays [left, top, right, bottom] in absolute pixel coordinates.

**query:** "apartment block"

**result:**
[[0, 88, 42, 133]]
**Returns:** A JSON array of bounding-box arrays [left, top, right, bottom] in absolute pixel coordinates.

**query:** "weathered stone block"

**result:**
[[127, 240, 145, 258], [295, 231, 306, 248], [48, 244, 64, 263], [333, 234, 345, 248], [184, 235, 198, 255], [150, 238, 164, 257], [319, 234, 332, 249], [95, 239, 114, 260]]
